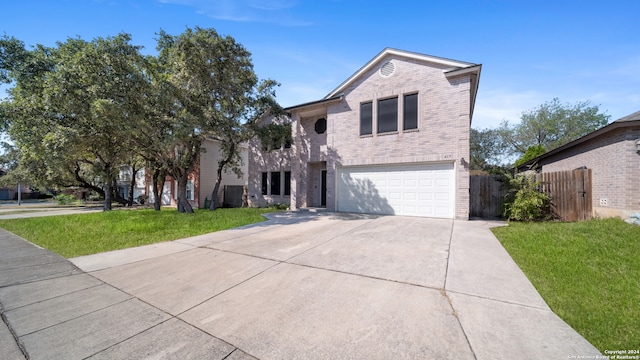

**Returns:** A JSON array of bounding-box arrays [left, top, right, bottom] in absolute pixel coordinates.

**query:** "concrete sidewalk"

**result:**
[[0, 207, 102, 220], [0, 212, 600, 359]]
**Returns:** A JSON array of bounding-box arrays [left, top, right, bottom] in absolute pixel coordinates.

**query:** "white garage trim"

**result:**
[[336, 162, 455, 218]]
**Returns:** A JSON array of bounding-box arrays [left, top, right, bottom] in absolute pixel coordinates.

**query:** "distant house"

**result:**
[[0, 169, 32, 201], [249, 48, 481, 219], [518, 110, 640, 219], [147, 137, 248, 208], [117, 166, 147, 202], [0, 185, 32, 201]]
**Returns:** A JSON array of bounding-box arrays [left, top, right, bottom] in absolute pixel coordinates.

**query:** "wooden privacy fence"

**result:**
[[538, 168, 592, 222], [470, 175, 506, 218], [470, 168, 592, 221]]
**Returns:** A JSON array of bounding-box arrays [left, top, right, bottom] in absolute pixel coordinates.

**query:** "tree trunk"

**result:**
[[152, 168, 165, 211], [128, 166, 138, 207], [209, 144, 234, 211], [74, 163, 105, 197], [209, 178, 222, 211], [103, 180, 113, 211], [175, 174, 193, 213], [112, 179, 128, 206]]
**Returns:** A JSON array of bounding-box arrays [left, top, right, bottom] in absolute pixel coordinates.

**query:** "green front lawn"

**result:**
[[492, 218, 640, 351], [0, 208, 278, 258]]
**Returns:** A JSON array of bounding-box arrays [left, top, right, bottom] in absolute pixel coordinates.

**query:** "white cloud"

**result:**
[[157, 0, 312, 26], [248, 0, 296, 11], [473, 89, 544, 129]]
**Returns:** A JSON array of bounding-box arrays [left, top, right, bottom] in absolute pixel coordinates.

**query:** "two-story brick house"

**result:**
[[249, 48, 481, 219]]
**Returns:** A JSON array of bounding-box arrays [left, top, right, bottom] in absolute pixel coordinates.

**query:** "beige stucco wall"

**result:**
[[540, 127, 640, 218]]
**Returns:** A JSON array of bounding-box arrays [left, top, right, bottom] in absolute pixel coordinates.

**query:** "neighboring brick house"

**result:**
[[147, 137, 248, 208], [518, 110, 640, 219], [249, 48, 481, 219]]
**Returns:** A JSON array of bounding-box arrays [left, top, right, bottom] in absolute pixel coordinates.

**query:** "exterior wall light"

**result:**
[[636, 138, 640, 153]]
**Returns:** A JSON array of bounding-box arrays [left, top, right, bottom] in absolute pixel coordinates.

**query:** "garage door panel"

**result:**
[[389, 192, 401, 200], [403, 192, 417, 200], [337, 163, 455, 218]]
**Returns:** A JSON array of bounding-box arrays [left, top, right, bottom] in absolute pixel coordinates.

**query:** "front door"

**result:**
[[321, 170, 327, 207]]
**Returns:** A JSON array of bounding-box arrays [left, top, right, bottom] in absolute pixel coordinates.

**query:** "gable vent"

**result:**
[[379, 61, 395, 77]]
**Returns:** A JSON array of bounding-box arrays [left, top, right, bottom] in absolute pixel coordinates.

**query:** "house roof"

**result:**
[[517, 110, 640, 171], [325, 48, 480, 99], [284, 48, 482, 120], [283, 94, 343, 112], [615, 109, 640, 122]]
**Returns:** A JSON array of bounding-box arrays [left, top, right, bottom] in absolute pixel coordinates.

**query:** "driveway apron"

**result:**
[[0, 212, 601, 359]]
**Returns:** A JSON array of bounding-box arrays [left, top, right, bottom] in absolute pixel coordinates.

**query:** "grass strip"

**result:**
[[492, 218, 640, 351], [0, 207, 277, 258]]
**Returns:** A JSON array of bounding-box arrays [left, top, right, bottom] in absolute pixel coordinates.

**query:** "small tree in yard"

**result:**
[[503, 173, 551, 222], [513, 144, 547, 168]]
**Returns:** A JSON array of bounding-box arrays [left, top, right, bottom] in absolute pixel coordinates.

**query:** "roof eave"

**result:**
[[517, 119, 640, 171], [445, 65, 482, 123], [283, 94, 343, 113], [325, 48, 476, 99]]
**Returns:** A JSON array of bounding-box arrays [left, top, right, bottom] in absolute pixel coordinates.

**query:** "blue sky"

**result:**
[[2, 0, 639, 129]]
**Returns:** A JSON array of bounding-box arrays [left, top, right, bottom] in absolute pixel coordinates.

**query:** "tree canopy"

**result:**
[[1, 34, 149, 210], [499, 98, 610, 154], [0, 27, 281, 212], [471, 98, 610, 171], [470, 127, 508, 172]]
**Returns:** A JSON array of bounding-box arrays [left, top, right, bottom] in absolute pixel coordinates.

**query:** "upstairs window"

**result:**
[[360, 102, 372, 136], [403, 93, 418, 130], [377, 97, 398, 133], [315, 118, 327, 134]]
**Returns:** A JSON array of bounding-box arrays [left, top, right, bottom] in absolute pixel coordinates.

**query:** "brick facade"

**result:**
[[538, 126, 640, 218], [248, 49, 480, 219], [248, 116, 294, 207]]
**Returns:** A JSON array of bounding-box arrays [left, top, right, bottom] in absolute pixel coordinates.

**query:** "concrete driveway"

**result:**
[[0, 212, 600, 359]]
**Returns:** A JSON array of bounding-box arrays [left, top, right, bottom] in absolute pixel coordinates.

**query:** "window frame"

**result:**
[[284, 171, 291, 196], [261, 172, 268, 195], [403, 93, 418, 131], [360, 101, 373, 136], [377, 96, 398, 134], [186, 180, 194, 201], [270, 171, 281, 196]]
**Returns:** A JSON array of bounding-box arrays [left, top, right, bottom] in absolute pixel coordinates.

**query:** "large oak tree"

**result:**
[[1, 34, 149, 209], [1, 28, 282, 213], [154, 27, 281, 212]]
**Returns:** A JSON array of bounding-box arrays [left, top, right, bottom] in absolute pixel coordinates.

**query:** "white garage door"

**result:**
[[336, 163, 455, 218]]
